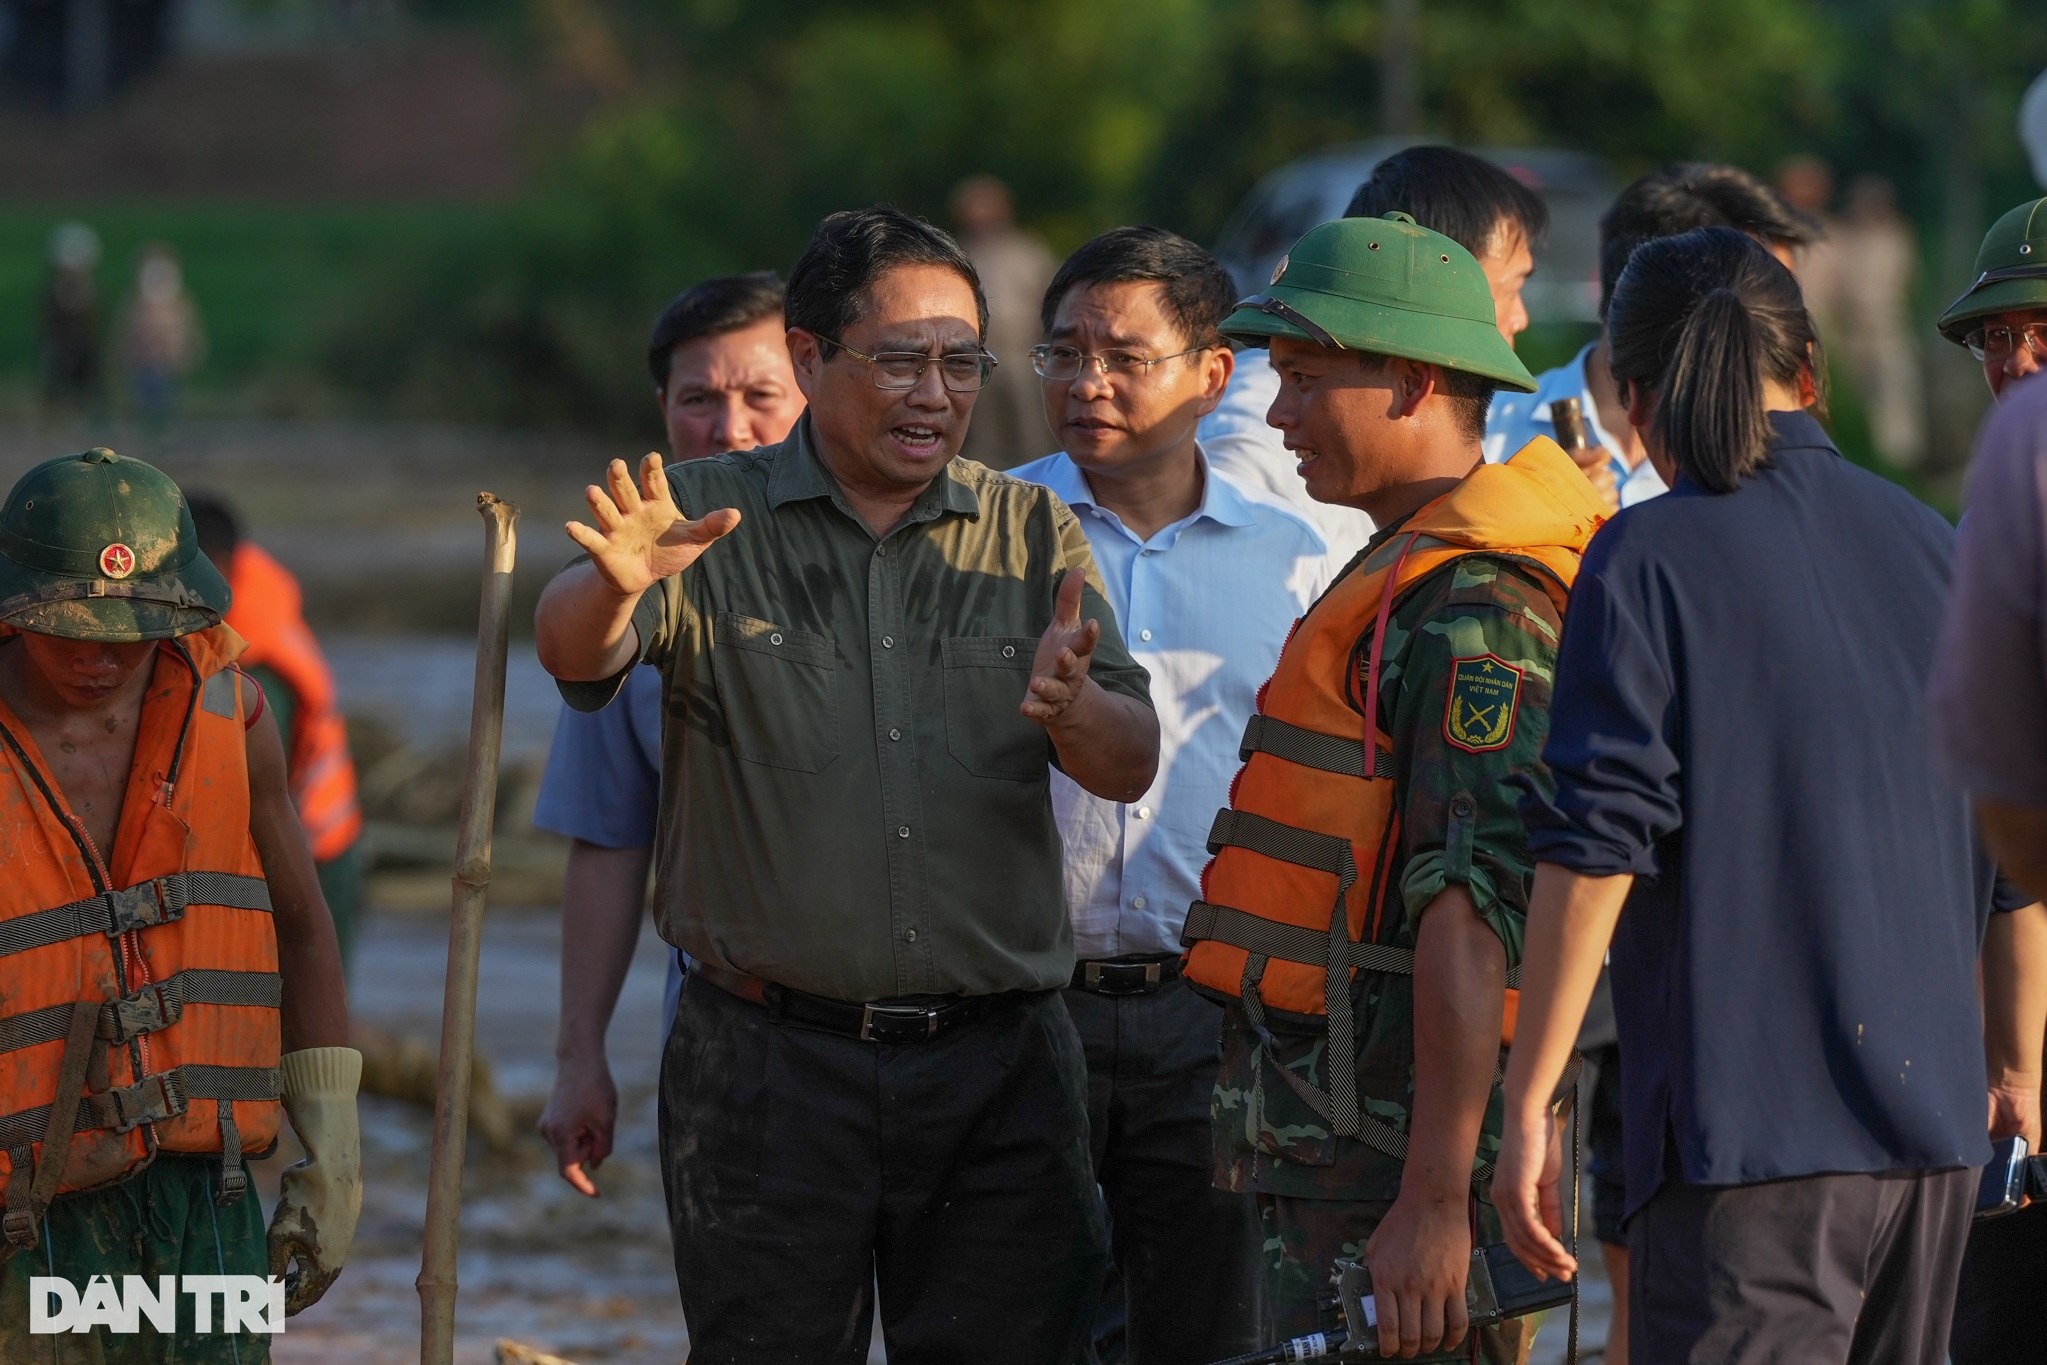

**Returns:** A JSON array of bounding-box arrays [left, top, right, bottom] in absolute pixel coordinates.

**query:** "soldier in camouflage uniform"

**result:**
[[1181, 215, 1604, 1361]]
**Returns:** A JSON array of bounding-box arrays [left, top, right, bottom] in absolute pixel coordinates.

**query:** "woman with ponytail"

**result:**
[[1491, 226, 2044, 1363]]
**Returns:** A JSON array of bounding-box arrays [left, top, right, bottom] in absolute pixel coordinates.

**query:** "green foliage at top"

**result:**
[[325, 0, 2044, 435]]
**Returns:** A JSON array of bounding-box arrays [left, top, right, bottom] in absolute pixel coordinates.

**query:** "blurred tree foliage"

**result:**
[[335, 0, 2047, 434]]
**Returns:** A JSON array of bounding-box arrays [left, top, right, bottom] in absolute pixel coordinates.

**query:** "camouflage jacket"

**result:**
[[1213, 522, 1564, 1203]]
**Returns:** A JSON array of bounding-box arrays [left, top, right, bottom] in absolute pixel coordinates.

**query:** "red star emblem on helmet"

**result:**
[[98, 543, 136, 579]]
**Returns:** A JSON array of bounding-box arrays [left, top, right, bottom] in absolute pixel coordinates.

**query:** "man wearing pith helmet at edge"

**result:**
[[0, 448, 359, 1361], [1180, 214, 1605, 1361]]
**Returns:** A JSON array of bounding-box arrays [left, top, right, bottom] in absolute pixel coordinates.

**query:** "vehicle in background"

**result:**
[[1213, 139, 1616, 327]]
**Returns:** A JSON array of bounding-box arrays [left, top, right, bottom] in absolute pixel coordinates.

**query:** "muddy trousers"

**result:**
[[1066, 977, 1261, 1364], [1630, 1166, 1975, 1364], [660, 973, 1109, 1365], [0, 1156, 270, 1365]]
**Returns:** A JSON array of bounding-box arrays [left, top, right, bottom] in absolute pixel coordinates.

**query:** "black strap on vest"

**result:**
[[1239, 713, 1396, 779], [0, 970, 282, 1056], [0, 1064, 282, 1154], [0, 873, 273, 959], [3, 1002, 102, 1250]]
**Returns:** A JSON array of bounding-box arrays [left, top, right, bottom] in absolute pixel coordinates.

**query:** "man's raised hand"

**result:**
[[1021, 568, 1101, 728], [566, 452, 741, 597]]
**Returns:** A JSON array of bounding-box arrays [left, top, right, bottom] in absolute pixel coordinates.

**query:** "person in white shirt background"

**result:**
[[1197, 144, 1548, 559], [1486, 162, 1819, 517], [1010, 226, 1343, 1363]]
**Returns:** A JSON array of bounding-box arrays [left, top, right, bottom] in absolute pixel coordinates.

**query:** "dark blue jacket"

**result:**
[[1524, 411, 2007, 1218]]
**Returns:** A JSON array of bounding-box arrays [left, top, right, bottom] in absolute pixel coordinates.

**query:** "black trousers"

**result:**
[[1065, 976, 1262, 1364], [660, 973, 1110, 1365], [1949, 1198, 2047, 1363], [1630, 1167, 1975, 1365]]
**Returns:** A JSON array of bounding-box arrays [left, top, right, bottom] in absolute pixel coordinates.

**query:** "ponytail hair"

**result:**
[[1605, 226, 1821, 493]]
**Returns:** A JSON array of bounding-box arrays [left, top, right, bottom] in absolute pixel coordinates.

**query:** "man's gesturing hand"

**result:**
[[1021, 568, 1101, 728], [566, 452, 741, 597], [538, 1059, 619, 1198]]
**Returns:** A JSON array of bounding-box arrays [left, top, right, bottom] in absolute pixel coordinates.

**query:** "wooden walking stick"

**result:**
[[419, 493, 520, 1365]]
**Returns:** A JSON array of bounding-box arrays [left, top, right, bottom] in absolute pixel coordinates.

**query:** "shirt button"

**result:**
[[1135, 805, 1152, 820], [770, 632, 783, 645], [889, 727, 902, 741], [897, 825, 911, 839], [1133, 895, 1147, 910], [1139, 629, 1153, 642], [904, 927, 918, 942], [1002, 645, 1016, 658], [877, 545, 887, 556], [882, 635, 895, 649], [1451, 797, 1476, 818]]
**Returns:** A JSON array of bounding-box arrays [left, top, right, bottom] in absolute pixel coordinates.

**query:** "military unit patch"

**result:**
[[1444, 654, 1522, 753]]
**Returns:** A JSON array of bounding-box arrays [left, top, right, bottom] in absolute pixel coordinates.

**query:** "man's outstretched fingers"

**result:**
[[562, 1160, 600, 1198], [639, 450, 668, 502], [605, 457, 644, 515], [1054, 566, 1085, 624]]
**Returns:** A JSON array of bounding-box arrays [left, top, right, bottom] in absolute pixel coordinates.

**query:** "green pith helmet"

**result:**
[[1937, 198, 2047, 345], [0, 448, 229, 642], [1220, 213, 1538, 392]]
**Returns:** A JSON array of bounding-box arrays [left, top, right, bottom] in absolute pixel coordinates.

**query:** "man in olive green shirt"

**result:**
[[535, 206, 1158, 1365]]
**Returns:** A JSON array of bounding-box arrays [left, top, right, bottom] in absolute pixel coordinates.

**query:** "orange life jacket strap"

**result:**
[[0, 872, 273, 957], [1239, 713, 1396, 780], [0, 970, 281, 1055], [0, 1063, 281, 1151]]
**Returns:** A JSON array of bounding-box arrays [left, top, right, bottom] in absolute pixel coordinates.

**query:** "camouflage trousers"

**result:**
[[0, 1156, 270, 1365], [1259, 1194, 1538, 1365]]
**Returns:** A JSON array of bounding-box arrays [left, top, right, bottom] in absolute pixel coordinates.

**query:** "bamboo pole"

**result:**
[[418, 493, 520, 1365]]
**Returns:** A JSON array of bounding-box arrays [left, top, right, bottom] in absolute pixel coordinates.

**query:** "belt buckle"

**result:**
[[1084, 961, 1162, 997], [859, 1003, 939, 1043]]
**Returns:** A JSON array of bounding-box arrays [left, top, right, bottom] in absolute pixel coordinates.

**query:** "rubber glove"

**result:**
[[267, 1046, 363, 1315]]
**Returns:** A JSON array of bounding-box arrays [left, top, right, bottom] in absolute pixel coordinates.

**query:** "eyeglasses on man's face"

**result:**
[[1029, 343, 1214, 381], [816, 335, 996, 392], [1965, 321, 2047, 363]]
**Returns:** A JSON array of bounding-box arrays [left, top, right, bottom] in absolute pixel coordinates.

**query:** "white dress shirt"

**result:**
[[1483, 342, 1667, 507], [1008, 448, 1344, 958], [1194, 351, 1376, 564]]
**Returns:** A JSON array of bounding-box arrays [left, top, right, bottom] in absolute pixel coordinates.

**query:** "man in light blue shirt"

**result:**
[[533, 272, 806, 1199], [1011, 226, 1341, 1362]]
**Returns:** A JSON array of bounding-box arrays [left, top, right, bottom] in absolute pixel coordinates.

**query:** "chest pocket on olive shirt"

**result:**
[[710, 611, 840, 772], [941, 636, 1047, 781]]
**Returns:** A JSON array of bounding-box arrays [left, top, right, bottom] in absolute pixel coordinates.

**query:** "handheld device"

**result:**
[[1331, 1243, 1575, 1354], [1550, 395, 1588, 452], [1976, 1134, 2030, 1219]]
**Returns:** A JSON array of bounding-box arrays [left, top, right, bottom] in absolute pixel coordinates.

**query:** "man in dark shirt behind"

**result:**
[[1494, 227, 2043, 1363], [534, 205, 1158, 1364]]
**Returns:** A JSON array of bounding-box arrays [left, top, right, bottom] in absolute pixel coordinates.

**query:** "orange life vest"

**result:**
[[1182, 438, 1604, 1144], [226, 543, 362, 862], [0, 625, 282, 1232]]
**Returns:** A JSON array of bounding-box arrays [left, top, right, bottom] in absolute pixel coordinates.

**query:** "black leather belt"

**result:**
[[689, 961, 1030, 1044], [1069, 955, 1183, 997]]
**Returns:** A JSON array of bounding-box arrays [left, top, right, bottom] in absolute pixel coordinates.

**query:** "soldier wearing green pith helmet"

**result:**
[[0, 449, 358, 1361], [1938, 197, 2047, 400], [1178, 216, 1605, 1361]]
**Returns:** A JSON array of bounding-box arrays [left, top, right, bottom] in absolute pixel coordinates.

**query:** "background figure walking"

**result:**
[[121, 241, 205, 428], [40, 221, 102, 414], [953, 174, 1057, 469]]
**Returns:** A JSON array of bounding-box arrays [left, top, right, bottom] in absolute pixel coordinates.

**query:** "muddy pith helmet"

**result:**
[[1219, 212, 1538, 392], [0, 448, 229, 641], [1937, 198, 2047, 345]]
